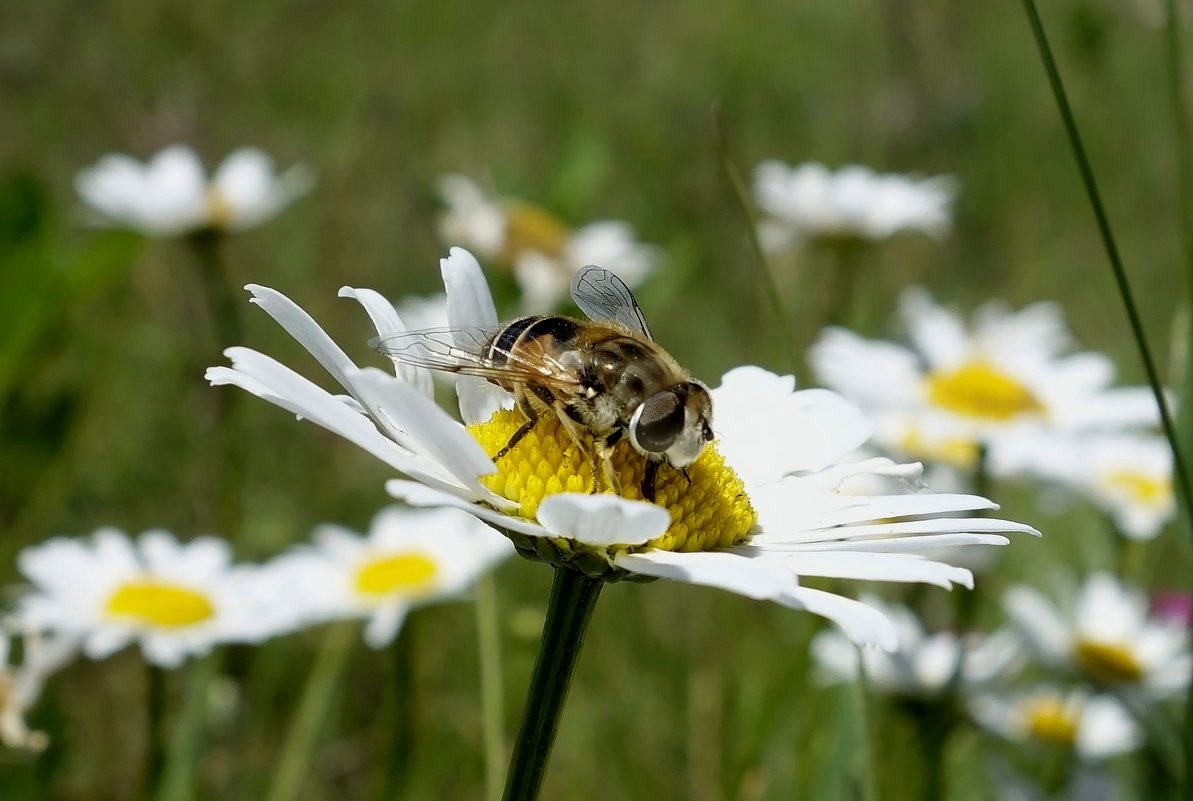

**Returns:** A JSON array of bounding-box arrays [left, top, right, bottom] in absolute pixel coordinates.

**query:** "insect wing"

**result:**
[[570, 265, 653, 340], [371, 327, 583, 388]]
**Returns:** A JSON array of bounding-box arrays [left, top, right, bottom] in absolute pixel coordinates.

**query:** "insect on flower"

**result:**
[[372, 265, 714, 502]]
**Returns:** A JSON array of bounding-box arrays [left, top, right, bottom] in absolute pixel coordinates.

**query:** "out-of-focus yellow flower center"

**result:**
[[925, 361, 1043, 422], [353, 553, 439, 599], [1022, 695, 1079, 744], [896, 424, 979, 468], [1101, 470, 1172, 508], [469, 410, 756, 554], [500, 202, 570, 263], [1073, 639, 1144, 683], [105, 581, 216, 629], [205, 189, 236, 229]]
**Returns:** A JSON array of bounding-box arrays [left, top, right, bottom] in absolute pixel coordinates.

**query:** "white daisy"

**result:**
[[997, 432, 1173, 541], [0, 628, 80, 751], [15, 529, 291, 668], [812, 594, 1021, 699], [753, 160, 957, 251], [75, 145, 313, 237], [267, 506, 512, 648], [436, 174, 659, 312], [809, 288, 1161, 470], [207, 247, 1037, 649], [1004, 572, 1190, 696], [972, 687, 1141, 761]]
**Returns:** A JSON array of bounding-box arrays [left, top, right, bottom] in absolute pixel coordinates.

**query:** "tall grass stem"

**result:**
[[501, 567, 602, 801], [157, 654, 219, 801], [266, 623, 354, 801], [475, 574, 506, 801], [711, 104, 801, 376], [373, 618, 415, 801]]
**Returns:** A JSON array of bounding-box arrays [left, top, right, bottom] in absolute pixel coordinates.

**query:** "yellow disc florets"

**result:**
[[468, 409, 757, 576]]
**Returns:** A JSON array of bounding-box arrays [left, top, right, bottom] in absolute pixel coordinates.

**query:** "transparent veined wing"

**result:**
[[371, 326, 584, 388], [570, 265, 653, 340]]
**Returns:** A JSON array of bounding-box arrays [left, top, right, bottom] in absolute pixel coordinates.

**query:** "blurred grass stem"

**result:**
[[187, 229, 243, 536], [711, 104, 800, 376], [373, 617, 415, 801], [146, 664, 167, 800], [475, 575, 506, 801], [157, 654, 219, 801], [1019, 1, 1193, 790], [502, 567, 602, 801], [266, 623, 354, 801]]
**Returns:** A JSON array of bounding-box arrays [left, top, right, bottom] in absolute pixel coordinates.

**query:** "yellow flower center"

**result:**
[[1022, 695, 1079, 745], [500, 202, 570, 263], [105, 581, 216, 629], [896, 424, 979, 468], [1101, 470, 1172, 507], [205, 188, 236, 229], [1073, 639, 1144, 684], [353, 553, 439, 599], [925, 361, 1043, 422], [468, 410, 756, 574]]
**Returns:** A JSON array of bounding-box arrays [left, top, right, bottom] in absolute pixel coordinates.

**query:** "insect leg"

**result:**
[[494, 389, 539, 461], [642, 459, 661, 503]]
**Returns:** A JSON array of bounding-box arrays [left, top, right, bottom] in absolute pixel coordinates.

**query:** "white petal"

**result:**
[[776, 587, 899, 650], [364, 604, 410, 649], [614, 550, 799, 601], [440, 248, 511, 424], [338, 286, 434, 396], [245, 285, 358, 392], [1004, 586, 1072, 662], [536, 494, 670, 546], [749, 549, 973, 589]]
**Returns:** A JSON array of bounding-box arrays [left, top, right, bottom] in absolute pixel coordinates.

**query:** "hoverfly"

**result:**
[[374, 265, 714, 502]]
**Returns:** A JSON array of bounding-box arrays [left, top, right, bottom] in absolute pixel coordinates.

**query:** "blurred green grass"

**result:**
[[0, 0, 1188, 798]]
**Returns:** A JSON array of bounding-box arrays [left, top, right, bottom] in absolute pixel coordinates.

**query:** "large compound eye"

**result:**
[[630, 390, 686, 453]]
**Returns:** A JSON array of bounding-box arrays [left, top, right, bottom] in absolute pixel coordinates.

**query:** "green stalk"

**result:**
[[501, 567, 603, 801], [852, 660, 878, 801], [1018, 0, 1193, 530], [475, 574, 507, 801], [373, 618, 415, 801], [146, 664, 168, 800], [825, 240, 867, 330], [266, 623, 354, 801], [187, 229, 243, 538], [157, 654, 220, 801], [1018, 2, 1193, 791], [710, 104, 802, 376]]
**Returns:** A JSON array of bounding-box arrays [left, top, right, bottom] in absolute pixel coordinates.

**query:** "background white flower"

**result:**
[[15, 529, 291, 668], [812, 594, 1021, 699], [809, 288, 1160, 470], [266, 506, 512, 648], [995, 432, 1173, 540], [75, 145, 313, 236], [972, 687, 1141, 761], [209, 248, 1037, 649], [753, 160, 957, 251], [1005, 572, 1190, 696], [436, 174, 659, 312]]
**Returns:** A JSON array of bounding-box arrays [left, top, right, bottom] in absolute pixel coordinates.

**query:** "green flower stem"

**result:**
[[1019, 2, 1193, 790], [157, 653, 219, 801], [711, 104, 801, 377], [187, 229, 243, 537], [475, 574, 507, 801], [905, 703, 954, 801], [146, 664, 167, 800], [266, 623, 354, 801], [373, 619, 415, 801], [852, 665, 878, 801], [825, 240, 867, 331], [502, 567, 603, 801]]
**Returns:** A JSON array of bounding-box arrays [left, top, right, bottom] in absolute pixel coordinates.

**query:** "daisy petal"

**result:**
[[536, 494, 670, 546]]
